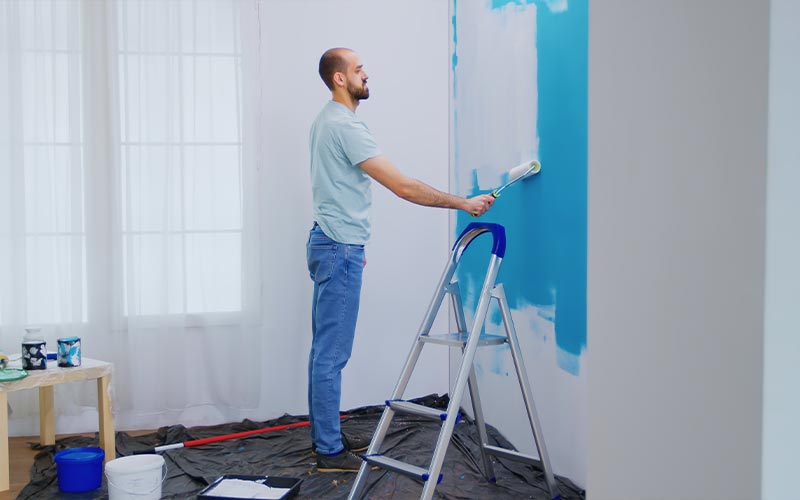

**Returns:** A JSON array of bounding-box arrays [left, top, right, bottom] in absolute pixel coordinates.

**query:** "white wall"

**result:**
[[762, 1, 800, 498], [587, 2, 769, 499], [254, 0, 452, 417]]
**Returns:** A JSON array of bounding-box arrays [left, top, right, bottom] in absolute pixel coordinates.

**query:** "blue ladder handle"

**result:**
[[453, 223, 506, 258]]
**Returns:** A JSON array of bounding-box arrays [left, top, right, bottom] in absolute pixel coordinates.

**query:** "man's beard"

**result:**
[[348, 81, 369, 100]]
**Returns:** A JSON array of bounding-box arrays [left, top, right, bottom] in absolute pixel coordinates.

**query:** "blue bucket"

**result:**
[[54, 447, 105, 492]]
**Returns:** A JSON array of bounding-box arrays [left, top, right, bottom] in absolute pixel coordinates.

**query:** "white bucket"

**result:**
[[104, 454, 166, 500]]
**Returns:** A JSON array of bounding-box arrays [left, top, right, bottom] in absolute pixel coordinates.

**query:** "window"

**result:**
[[117, 0, 243, 316], [18, 0, 87, 324], [1, 0, 246, 327]]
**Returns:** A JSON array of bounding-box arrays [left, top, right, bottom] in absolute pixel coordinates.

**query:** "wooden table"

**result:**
[[0, 358, 115, 491]]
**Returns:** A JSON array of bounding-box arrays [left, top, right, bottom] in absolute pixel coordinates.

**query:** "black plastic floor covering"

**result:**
[[19, 395, 585, 499]]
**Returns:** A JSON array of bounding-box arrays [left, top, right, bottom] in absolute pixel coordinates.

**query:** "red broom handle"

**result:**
[[185, 420, 308, 447], [182, 414, 349, 448], [138, 414, 351, 454]]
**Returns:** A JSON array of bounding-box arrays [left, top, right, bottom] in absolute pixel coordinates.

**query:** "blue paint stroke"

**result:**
[[452, 0, 459, 79], [487, 346, 510, 377], [492, 0, 567, 12], [537, 305, 555, 323], [452, 1, 587, 375], [490, 346, 504, 375], [491, 0, 536, 9], [452, 2, 459, 194]]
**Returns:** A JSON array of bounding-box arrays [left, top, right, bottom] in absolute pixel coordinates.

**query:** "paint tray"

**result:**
[[197, 475, 301, 500]]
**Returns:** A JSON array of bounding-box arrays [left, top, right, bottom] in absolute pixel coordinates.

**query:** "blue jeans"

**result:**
[[306, 223, 364, 455]]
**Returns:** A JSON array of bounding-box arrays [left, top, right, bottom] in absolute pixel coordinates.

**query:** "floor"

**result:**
[[1, 430, 155, 500], [8, 397, 585, 499], [1, 435, 39, 500]]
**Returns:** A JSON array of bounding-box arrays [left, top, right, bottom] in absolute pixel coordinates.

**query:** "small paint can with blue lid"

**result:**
[[57, 337, 81, 367]]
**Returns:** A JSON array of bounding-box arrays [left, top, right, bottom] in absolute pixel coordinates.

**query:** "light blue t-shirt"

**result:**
[[310, 101, 382, 245]]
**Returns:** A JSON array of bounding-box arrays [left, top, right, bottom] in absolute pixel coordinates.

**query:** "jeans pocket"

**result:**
[[308, 243, 337, 282], [308, 230, 335, 249], [309, 242, 335, 250]]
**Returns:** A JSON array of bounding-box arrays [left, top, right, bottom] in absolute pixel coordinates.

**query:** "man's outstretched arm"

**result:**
[[359, 155, 494, 217]]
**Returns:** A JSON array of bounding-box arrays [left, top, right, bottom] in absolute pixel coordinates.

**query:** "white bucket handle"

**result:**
[[105, 461, 167, 496]]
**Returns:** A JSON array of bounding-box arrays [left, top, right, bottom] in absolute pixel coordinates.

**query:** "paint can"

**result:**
[[105, 454, 166, 500], [54, 447, 105, 492], [57, 337, 81, 367], [21, 341, 47, 370]]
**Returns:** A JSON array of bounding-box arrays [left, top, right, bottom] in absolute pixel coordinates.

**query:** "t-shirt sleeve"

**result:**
[[338, 120, 382, 166]]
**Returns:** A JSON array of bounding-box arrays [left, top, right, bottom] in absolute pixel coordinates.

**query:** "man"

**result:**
[[308, 47, 494, 472]]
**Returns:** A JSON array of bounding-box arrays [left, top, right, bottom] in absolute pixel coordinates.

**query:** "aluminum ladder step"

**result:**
[[484, 444, 541, 466], [387, 400, 461, 423], [420, 332, 507, 347], [362, 455, 442, 484]]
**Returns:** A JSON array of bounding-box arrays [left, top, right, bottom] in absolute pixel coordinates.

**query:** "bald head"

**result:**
[[319, 48, 354, 90]]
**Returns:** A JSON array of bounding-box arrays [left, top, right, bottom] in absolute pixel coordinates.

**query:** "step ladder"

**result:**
[[347, 222, 559, 500]]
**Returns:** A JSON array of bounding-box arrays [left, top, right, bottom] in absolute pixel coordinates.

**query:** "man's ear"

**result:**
[[333, 72, 345, 87]]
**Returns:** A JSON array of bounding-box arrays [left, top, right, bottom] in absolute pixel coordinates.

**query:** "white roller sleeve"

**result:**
[[508, 160, 541, 182]]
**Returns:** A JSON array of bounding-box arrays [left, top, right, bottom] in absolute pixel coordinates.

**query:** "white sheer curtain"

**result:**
[[1, 0, 265, 434]]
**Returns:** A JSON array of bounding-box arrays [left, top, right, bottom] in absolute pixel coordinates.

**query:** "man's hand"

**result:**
[[462, 194, 495, 217]]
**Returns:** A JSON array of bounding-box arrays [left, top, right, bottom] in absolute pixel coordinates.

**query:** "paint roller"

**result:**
[[491, 159, 541, 198], [471, 160, 541, 216]]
